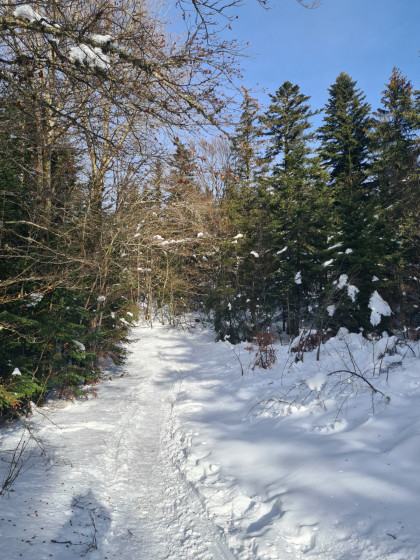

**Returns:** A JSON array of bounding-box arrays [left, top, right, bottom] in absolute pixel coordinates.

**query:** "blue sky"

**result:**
[[227, 0, 419, 117]]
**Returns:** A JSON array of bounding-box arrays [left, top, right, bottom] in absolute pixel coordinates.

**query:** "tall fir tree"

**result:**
[[230, 88, 265, 191], [167, 141, 198, 202], [371, 69, 420, 327], [209, 91, 272, 341], [262, 81, 317, 176], [261, 81, 328, 336], [317, 72, 380, 331]]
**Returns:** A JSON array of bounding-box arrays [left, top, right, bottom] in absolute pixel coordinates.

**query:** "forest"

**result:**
[[0, 0, 419, 415]]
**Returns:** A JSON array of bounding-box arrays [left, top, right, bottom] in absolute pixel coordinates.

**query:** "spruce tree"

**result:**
[[167, 142, 198, 202], [318, 73, 371, 181], [209, 91, 271, 341], [317, 73, 378, 331], [262, 81, 317, 176], [230, 89, 264, 190], [261, 81, 327, 336], [371, 69, 420, 327]]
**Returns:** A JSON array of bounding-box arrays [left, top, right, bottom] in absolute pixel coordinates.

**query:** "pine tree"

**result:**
[[317, 73, 379, 331], [371, 69, 420, 327], [225, 90, 268, 236]]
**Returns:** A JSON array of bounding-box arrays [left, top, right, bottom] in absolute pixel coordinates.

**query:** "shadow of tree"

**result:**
[[52, 491, 111, 557]]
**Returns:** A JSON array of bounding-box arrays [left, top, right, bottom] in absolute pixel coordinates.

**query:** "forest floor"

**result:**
[[1, 319, 420, 559]]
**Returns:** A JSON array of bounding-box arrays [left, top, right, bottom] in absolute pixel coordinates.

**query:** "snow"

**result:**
[[335, 274, 359, 302], [373, 333, 397, 360], [13, 5, 59, 28], [323, 259, 334, 267], [1, 321, 420, 560], [72, 340, 86, 351], [69, 44, 110, 70], [97, 295, 106, 302], [294, 271, 302, 284], [13, 5, 42, 22], [276, 246, 288, 254], [90, 33, 112, 45], [347, 283, 359, 302], [26, 292, 43, 307], [327, 304, 336, 316], [197, 232, 204, 238], [369, 291, 392, 326], [11, 367, 22, 376], [233, 234, 243, 239], [161, 238, 191, 245], [250, 251, 259, 258], [305, 371, 327, 391], [327, 243, 342, 250], [336, 274, 348, 289]]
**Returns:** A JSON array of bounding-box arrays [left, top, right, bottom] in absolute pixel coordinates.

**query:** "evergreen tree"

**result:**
[[262, 81, 317, 176], [317, 73, 378, 331], [209, 91, 272, 341], [318, 73, 371, 181], [230, 89, 265, 190], [371, 69, 420, 327], [261, 81, 327, 336], [167, 142, 198, 202]]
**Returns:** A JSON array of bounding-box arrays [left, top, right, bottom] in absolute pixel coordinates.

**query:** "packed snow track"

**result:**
[[0, 323, 236, 560]]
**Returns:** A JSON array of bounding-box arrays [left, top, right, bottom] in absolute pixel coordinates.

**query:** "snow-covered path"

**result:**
[[2, 321, 420, 560], [0, 323, 235, 560], [99, 326, 234, 560]]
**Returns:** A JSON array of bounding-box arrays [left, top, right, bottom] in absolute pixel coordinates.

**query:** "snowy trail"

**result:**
[[0, 323, 235, 560], [99, 326, 235, 560], [2, 321, 420, 560]]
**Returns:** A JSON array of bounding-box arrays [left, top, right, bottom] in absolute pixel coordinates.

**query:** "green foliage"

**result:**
[[316, 73, 382, 330], [370, 69, 420, 327], [208, 72, 419, 338], [261, 81, 318, 174], [0, 110, 138, 413], [1, 61, 419, 412], [262, 82, 328, 335], [318, 73, 372, 181], [208, 92, 274, 341]]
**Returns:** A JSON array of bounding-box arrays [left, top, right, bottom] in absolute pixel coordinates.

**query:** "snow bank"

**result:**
[[164, 324, 420, 559]]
